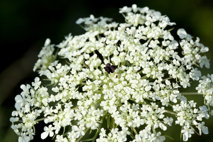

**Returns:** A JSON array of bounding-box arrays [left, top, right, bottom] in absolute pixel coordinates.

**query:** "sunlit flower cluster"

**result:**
[[11, 4, 213, 142]]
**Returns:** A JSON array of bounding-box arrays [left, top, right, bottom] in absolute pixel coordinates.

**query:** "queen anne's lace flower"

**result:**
[[11, 4, 213, 142]]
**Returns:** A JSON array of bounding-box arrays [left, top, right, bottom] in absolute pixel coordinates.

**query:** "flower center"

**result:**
[[104, 63, 117, 73]]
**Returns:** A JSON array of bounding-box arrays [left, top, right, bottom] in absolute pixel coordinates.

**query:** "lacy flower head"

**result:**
[[10, 4, 213, 142]]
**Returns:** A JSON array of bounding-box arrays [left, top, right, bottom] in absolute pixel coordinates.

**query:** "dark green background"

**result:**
[[0, 0, 213, 141]]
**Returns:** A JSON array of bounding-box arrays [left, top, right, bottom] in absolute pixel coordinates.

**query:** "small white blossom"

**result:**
[[177, 28, 191, 39], [196, 74, 213, 106], [41, 125, 54, 139], [199, 56, 210, 68]]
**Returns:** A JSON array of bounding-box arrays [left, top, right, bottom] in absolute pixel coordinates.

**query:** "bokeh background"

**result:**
[[0, 0, 213, 141]]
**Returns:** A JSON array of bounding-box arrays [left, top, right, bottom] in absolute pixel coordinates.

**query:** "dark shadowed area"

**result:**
[[0, 0, 213, 141]]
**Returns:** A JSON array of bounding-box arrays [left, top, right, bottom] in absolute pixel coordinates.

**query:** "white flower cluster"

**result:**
[[196, 74, 213, 106], [11, 4, 213, 142]]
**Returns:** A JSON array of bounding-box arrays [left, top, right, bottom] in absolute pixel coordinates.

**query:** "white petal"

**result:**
[[177, 28, 187, 39], [49, 131, 54, 137], [41, 132, 48, 139], [202, 126, 209, 134], [182, 131, 189, 141], [44, 38, 51, 46]]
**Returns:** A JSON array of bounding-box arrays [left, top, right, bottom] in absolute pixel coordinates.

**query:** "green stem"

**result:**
[[165, 110, 176, 116], [35, 117, 45, 122], [181, 92, 202, 95]]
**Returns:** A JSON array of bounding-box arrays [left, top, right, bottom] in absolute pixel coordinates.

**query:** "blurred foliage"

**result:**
[[0, 0, 213, 141]]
